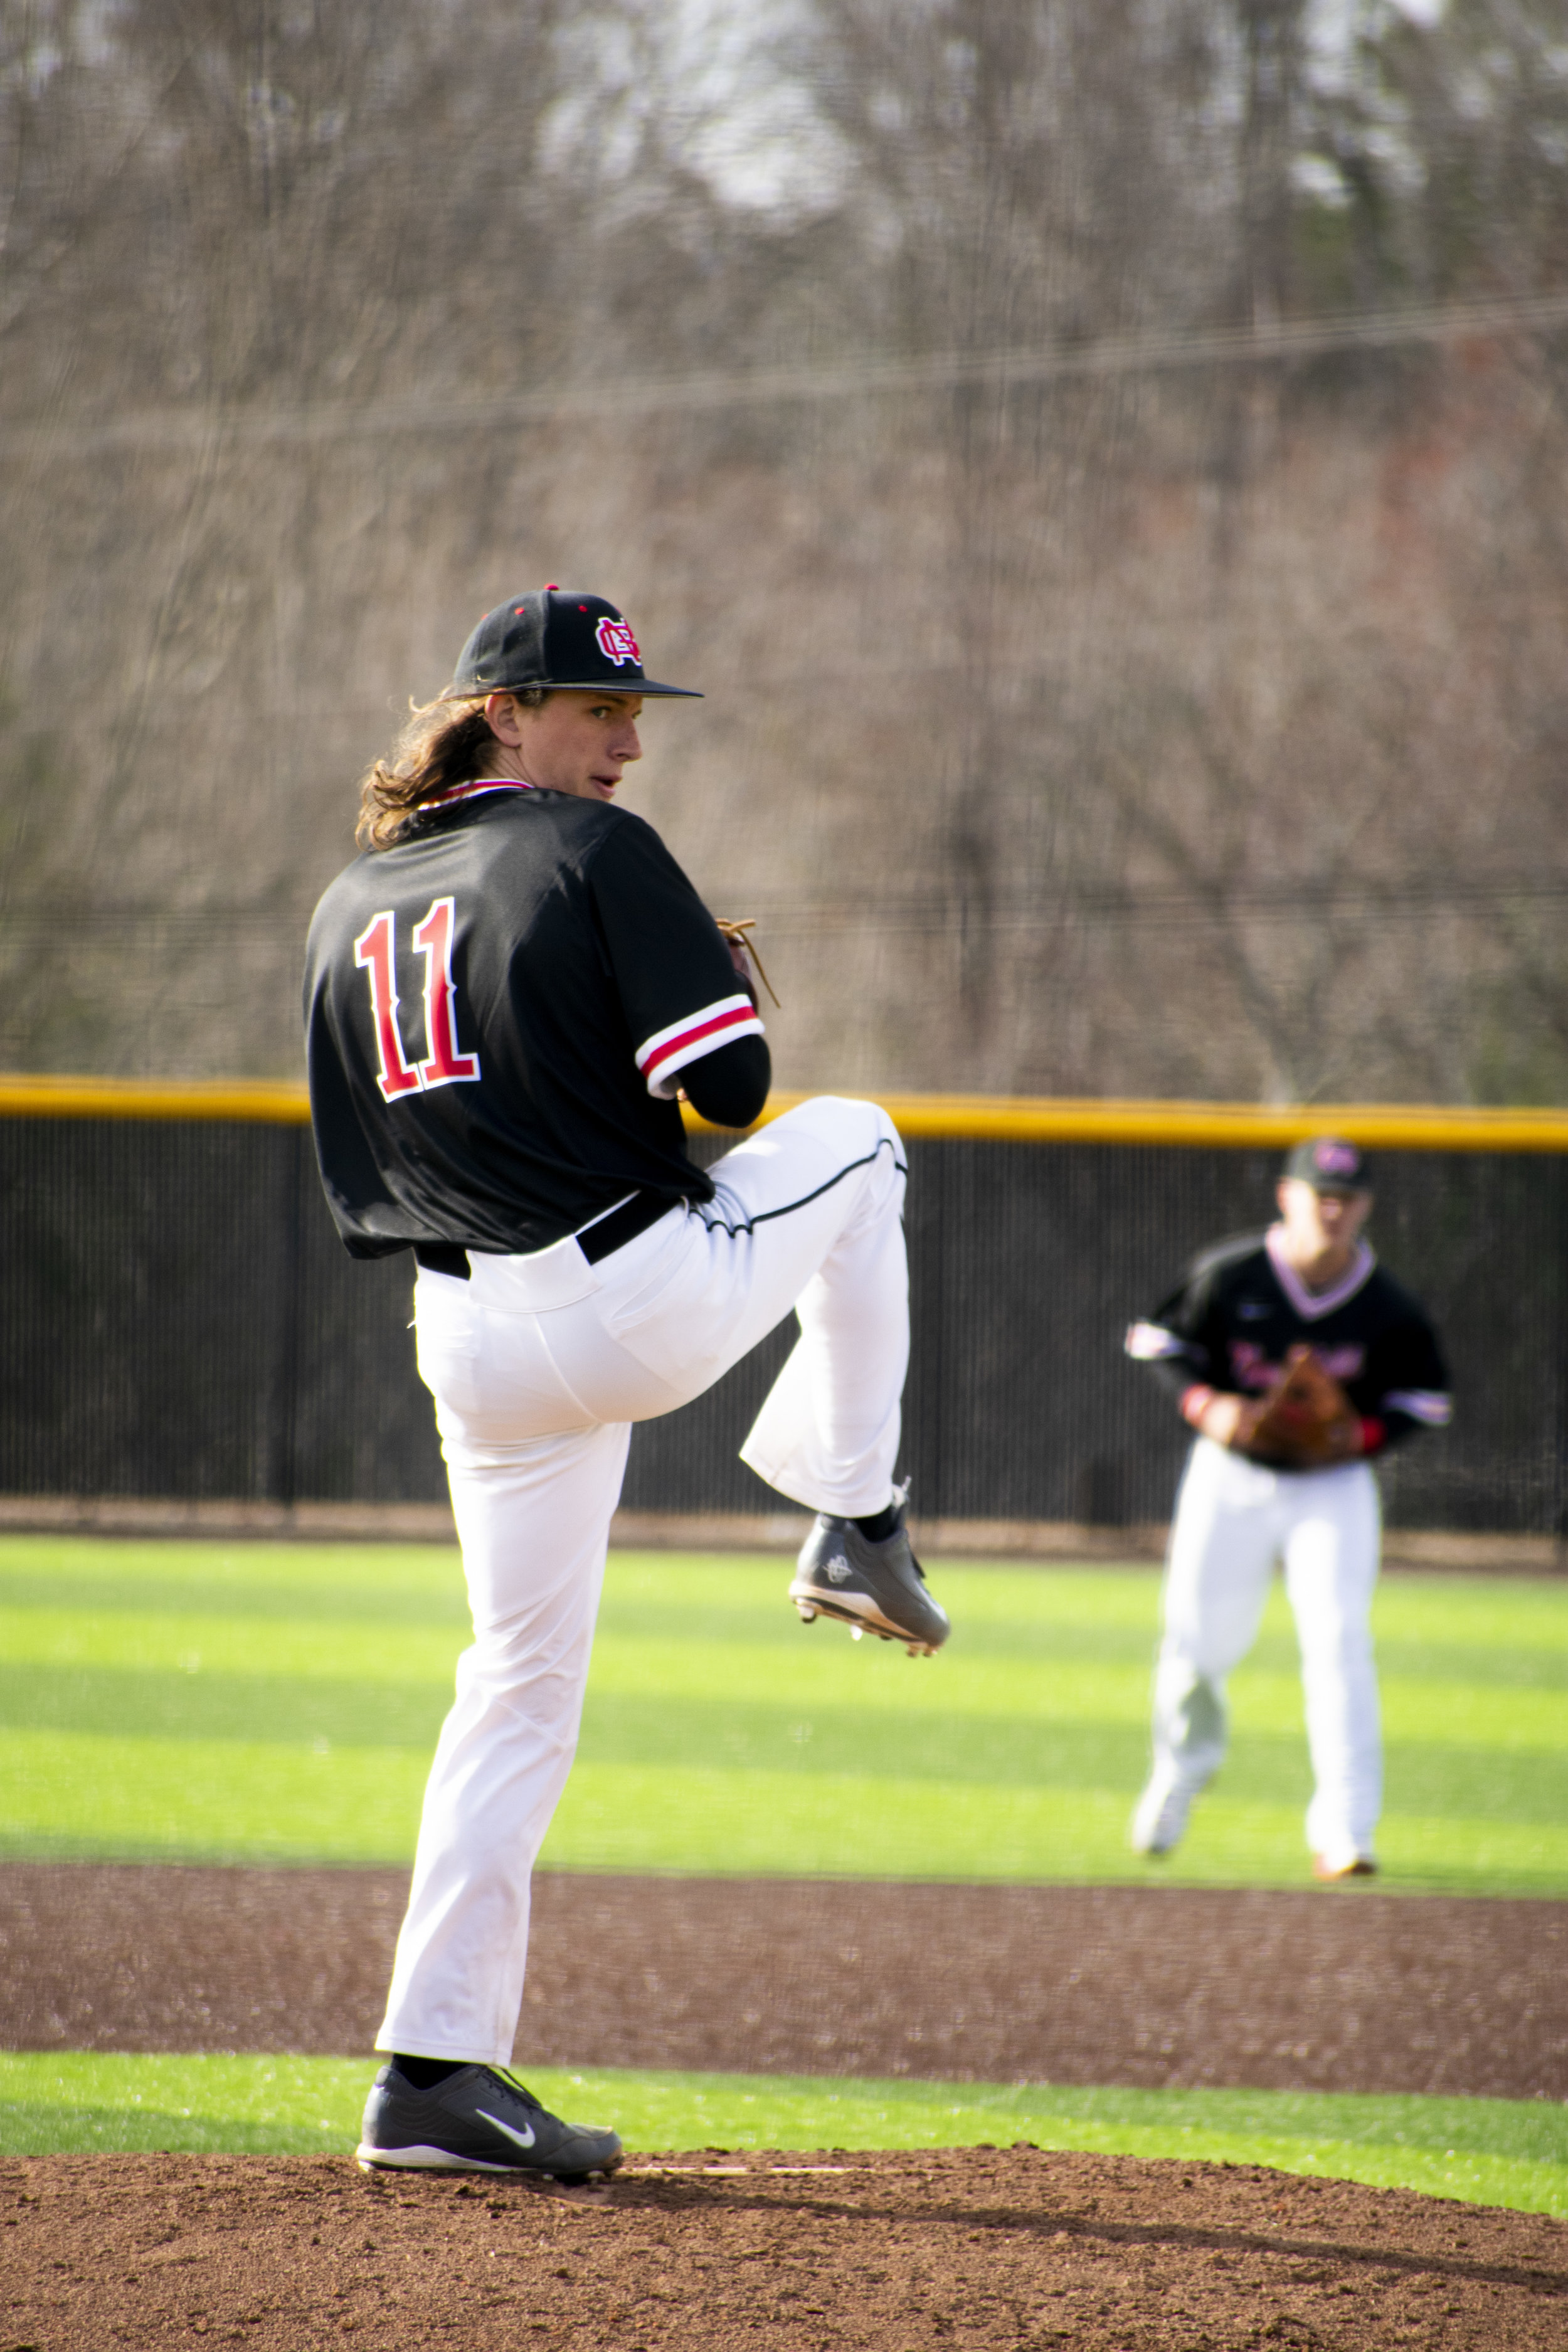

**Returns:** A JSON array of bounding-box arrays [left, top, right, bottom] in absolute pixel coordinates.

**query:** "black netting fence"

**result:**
[[1, 1113, 1563, 1534]]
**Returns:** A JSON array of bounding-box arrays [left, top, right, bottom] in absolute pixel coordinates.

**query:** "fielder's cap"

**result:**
[[1283, 1135, 1374, 1192], [440, 588, 701, 701]]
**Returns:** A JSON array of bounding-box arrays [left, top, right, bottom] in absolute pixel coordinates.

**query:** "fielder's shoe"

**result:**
[[1130, 1767, 1192, 1857], [788, 1494, 950, 1656], [357, 2061, 623, 2182], [1312, 1853, 1377, 1883]]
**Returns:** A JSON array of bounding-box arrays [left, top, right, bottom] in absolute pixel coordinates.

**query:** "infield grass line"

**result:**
[[0, 2054, 1562, 2217]]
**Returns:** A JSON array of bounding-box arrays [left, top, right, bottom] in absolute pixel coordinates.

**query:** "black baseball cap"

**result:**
[[439, 588, 701, 701], [1282, 1135, 1373, 1193]]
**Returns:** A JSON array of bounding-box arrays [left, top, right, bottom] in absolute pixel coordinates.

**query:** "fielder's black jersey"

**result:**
[[304, 782, 765, 1258], [1126, 1229, 1451, 1451]]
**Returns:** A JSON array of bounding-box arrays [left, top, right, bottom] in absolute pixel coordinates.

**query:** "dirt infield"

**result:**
[[1, 2147, 1564, 2350], [3, 1864, 1566, 2099]]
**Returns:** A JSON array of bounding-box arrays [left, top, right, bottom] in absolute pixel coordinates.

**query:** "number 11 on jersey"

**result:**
[[354, 898, 482, 1103]]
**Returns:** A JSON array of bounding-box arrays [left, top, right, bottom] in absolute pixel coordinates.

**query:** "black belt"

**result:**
[[415, 1192, 674, 1284], [413, 1241, 473, 1280], [576, 1189, 677, 1263]]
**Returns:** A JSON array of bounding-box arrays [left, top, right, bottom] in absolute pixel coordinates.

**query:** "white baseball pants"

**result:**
[[377, 1096, 909, 2065], [1150, 1436, 1383, 1870]]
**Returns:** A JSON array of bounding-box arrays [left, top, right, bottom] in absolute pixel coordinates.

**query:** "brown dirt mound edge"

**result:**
[[0, 2148, 1564, 2351], [4, 1865, 1567, 2100]]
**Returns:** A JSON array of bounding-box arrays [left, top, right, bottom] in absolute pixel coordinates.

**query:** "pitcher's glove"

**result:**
[[1237, 1345, 1360, 1468], [714, 917, 780, 1007]]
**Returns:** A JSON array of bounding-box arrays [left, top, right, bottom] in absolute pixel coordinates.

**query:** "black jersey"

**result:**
[[304, 782, 765, 1258], [1126, 1228, 1451, 1452]]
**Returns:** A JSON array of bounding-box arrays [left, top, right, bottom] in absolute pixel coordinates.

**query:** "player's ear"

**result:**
[[484, 691, 523, 746]]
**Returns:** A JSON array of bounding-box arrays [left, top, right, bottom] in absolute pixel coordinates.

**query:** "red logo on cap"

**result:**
[[1315, 1141, 1359, 1177], [595, 615, 640, 668]]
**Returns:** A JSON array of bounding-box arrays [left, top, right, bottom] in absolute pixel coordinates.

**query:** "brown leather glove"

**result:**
[[1235, 1345, 1361, 1468]]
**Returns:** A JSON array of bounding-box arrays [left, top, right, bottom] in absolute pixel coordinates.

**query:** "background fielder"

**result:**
[[1125, 1136, 1451, 1880], [304, 586, 948, 2183]]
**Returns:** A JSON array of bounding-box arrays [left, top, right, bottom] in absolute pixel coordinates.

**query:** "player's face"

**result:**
[[485, 690, 644, 802], [1276, 1177, 1372, 1257]]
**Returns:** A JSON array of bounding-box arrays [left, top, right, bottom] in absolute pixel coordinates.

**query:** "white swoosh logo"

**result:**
[[475, 2107, 536, 2151]]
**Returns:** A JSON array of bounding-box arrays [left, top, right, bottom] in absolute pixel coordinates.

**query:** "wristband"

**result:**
[[1180, 1384, 1216, 1428], [1359, 1417, 1386, 1456]]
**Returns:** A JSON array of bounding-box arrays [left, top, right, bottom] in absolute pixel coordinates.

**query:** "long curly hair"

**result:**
[[355, 689, 546, 849]]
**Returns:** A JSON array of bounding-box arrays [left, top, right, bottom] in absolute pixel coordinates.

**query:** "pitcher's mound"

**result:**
[[3, 2146, 1563, 2348]]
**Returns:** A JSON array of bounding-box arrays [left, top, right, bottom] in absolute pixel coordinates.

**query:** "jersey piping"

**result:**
[[419, 779, 534, 810], [697, 1136, 907, 1239], [1265, 1227, 1375, 1320]]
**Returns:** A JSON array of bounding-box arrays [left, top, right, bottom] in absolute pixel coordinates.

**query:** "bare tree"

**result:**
[[1, 0, 1565, 1102]]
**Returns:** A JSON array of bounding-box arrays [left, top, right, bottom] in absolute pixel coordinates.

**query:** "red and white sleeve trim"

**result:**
[[635, 994, 765, 1099], [1125, 1320, 1187, 1362], [1382, 1389, 1453, 1426]]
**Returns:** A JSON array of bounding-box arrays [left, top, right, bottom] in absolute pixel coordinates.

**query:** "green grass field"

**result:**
[[1, 1536, 1564, 2205], [0, 1535, 1564, 1894], [2, 2053, 1564, 2217]]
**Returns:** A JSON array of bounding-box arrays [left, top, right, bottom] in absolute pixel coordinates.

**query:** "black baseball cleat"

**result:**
[[357, 2061, 623, 2182], [788, 1492, 950, 1656]]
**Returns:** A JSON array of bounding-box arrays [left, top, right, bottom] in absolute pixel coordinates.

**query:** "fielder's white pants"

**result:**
[[1150, 1436, 1382, 1870], [378, 1096, 909, 2065]]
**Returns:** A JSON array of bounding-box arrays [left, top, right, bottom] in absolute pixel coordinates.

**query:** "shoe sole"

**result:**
[[356, 2141, 622, 2181], [788, 1579, 943, 1656]]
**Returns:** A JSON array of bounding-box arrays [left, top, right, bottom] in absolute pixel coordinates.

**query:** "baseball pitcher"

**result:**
[[304, 588, 948, 2181]]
